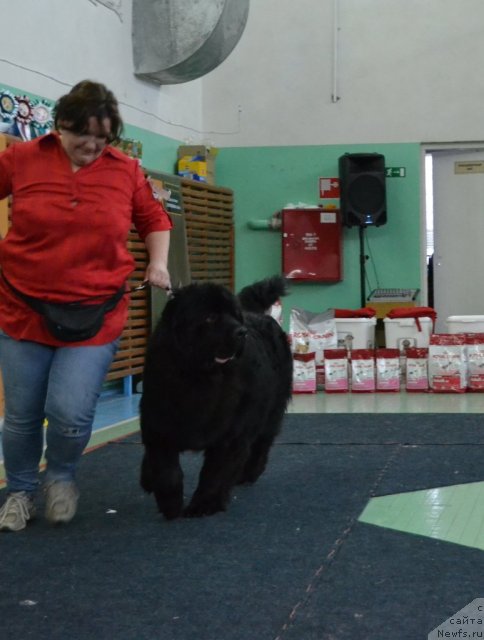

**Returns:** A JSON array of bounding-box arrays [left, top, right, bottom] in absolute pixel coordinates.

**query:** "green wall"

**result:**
[[216, 143, 422, 318], [123, 123, 178, 173]]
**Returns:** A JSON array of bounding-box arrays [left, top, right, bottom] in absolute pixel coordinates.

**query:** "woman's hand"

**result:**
[[144, 262, 171, 290]]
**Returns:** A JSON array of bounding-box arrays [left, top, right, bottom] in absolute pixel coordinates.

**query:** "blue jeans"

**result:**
[[0, 330, 119, 493]]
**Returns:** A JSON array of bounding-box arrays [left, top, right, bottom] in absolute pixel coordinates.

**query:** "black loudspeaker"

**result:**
[[339, 153, 387, 227]]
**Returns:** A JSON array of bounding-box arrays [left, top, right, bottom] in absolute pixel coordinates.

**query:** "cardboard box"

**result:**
[[177, 145, 217, 184], [177, 157, 210, 183], [371, 300, 416, 319]]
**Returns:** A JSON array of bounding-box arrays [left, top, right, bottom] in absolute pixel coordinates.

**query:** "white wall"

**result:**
[[1, 0, 484, 148], [202, 0, 484, 147], [0, 0, 202, 140]]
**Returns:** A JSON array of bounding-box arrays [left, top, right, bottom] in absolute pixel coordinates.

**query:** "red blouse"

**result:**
[[0, 132, 173, 346]]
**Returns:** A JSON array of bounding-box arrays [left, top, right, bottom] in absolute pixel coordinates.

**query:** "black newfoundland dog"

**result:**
[[139, 276, 293, 519]]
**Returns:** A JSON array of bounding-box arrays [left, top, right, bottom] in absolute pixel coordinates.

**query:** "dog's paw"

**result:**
[[140, 477, 153, 493], [236, 471, 259, 485], [154, 491, 183, 520], [140, 467, 153, 493], [161, 506, 183, 520], [183, 496, 227, 518]]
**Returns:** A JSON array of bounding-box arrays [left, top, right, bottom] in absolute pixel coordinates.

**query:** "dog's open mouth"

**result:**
[[213, 332, 246, 365], [214, 355, 235, 365]]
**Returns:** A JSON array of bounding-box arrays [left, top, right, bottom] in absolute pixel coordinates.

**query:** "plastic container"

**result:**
[[446, 315, 484, 334], [383, 317, 433, 352], [334, 317, 376, 350]]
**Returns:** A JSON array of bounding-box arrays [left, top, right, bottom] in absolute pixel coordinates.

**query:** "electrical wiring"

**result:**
[[0, 58, 242, 137]]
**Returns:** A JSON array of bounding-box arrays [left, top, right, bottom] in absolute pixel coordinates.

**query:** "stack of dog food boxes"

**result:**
[[176, 145, 217, 184], [288, 306, 484, 394]]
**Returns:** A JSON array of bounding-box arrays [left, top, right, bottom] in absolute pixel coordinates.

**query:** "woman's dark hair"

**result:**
[[54, 80, 123, 142]]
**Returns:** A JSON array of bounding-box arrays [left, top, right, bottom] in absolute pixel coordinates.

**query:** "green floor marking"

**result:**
[[359, 481, 484, 551]]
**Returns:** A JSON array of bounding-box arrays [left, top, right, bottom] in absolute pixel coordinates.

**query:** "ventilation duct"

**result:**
[[132, 0, 250, 84]]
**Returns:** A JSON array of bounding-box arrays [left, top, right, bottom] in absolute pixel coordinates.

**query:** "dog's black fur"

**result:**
[[139, 276, 293, 519]]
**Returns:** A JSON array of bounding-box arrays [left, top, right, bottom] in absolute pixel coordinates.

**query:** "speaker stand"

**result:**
[[359, 225, 369, 307]]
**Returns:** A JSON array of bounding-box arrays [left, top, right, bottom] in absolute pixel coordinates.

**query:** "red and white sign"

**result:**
[[319, 177, 340, 199]]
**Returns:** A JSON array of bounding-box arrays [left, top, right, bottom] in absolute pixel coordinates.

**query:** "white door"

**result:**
[[429, 146, 484, 332]]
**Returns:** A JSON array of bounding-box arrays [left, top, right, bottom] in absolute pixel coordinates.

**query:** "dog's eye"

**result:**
[[205, 314, 218, 324]]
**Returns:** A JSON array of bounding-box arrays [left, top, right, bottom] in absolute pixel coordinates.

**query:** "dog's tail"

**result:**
[[237, 275, 288, 314]]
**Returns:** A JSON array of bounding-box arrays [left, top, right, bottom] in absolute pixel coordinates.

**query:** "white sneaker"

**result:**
[[45, 481, 79, 524], [0, 491, 36, 532]]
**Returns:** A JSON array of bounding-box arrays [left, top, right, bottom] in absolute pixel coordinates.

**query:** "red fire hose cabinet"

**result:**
[[282, 208, 343, 282]]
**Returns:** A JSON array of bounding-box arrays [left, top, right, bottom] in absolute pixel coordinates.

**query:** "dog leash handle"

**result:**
[[130, 282, 172, 295]]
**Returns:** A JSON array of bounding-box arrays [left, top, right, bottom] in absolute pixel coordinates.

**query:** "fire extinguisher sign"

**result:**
[[319, 177, 340, 199]]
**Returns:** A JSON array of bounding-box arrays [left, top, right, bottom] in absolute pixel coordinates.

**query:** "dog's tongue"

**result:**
[[215, 355, 234, 364]]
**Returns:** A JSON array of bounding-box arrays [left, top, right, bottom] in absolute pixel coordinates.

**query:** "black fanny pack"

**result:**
[[2, 274, 125, 342]]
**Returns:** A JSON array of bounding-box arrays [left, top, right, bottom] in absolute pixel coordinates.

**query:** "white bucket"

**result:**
[[334, 317, 376, 350], [446, 315, 484, 334], [384, 317, 433, 352]]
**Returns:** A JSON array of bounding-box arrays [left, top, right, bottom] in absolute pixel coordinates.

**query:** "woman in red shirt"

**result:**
[[0, 80, 172, 531]]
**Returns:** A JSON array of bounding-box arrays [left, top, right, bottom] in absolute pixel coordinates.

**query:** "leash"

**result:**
[[130, 282, 173, 297]]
